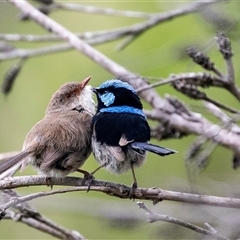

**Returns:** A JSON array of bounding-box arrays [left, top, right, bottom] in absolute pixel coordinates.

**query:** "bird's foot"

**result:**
[[46, 177, 53, 190], [129, 182, 138, 200], [77, 169, 95, 192]]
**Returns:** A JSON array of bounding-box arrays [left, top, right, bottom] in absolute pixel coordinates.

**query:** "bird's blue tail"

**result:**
[[130, 142, 177, 156]]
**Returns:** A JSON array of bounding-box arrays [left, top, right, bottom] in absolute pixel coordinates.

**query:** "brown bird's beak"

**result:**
[[70, 76, 92, 97], [74, 76, 92, 96], [80, 76, 91, 88]]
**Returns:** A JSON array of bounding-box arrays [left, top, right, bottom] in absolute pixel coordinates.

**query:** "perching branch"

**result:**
[[1, 176, 240, 210]]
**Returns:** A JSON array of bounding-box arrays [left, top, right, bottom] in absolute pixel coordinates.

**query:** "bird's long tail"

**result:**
[[130, 142, 177, 156], [0, 150, 29, 174]]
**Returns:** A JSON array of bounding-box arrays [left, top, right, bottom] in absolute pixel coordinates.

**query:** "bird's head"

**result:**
[[93, 79, 142, 111], [46, 76, 95, 115]]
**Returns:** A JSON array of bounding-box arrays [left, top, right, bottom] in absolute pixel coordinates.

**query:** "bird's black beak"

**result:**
[[92, 87, 98, 94]]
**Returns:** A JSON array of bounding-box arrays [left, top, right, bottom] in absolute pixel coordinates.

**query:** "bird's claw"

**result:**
[[129, 182, 138, 200], [81, 173, 95, 192], [46, 177, 53, 190]]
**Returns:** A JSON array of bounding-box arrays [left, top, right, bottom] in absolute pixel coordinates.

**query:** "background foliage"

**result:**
[[1, 1, 240, 239]]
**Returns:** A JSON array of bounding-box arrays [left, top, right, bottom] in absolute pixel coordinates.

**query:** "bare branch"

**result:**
[[143, 106, 240, 154], [54, 2, 153, 18], [1, 176, 240, 209], [136, 72, 224, 93], [215, 32, 240, 105], [4, 209, 68, 239], [216, 32, 235, 83], [1, 189, 85, 239], [171, 77, 240, 114], [6, 0, 134, 80], [137, 202, 229, 240], [204, 96, 240, 114], [216, 32, 233, 61], [114, 0, 219, 40], [187, 47, 223, 77], [1, 0, 219, 60], [204, 102, 233, 124]]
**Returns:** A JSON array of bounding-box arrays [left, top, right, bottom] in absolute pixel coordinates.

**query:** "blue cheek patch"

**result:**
[[100, 106, 146, 118], [100, 92, 115, 107]]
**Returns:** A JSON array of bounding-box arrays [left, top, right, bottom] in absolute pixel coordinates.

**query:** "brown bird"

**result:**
[[0, 76, 95, 179]]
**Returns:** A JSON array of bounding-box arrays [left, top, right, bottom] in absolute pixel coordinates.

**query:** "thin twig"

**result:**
[[204, 96, 240, 114], [136, 72, 225, 93], [4, 209, 67, 239], [187, 47, 224, 78], [55, 2, 153, 18], [204, 102, 233, 124], [0, 28, 128, 42], [110, 0, 219, 48], [216, 33, 234, 82], [1, 189, 85, 239], [1, 0, 219, 61], [137, 202, 229, 240]]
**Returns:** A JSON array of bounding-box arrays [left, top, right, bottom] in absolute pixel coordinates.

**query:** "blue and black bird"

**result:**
[[91, 79, 176, 191]]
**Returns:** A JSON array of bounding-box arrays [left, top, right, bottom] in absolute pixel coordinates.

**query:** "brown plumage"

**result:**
[[0, 76, 95, 178]]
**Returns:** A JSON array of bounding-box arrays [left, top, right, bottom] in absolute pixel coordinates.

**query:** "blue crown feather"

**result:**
[[98, 79, 136, 93]]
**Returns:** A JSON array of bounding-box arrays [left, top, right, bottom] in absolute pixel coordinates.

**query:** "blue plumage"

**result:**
[[99, 105, 146, 118], [99, 91, 115, 107], [97, 79, 136, 93], [91, 79, 176, 192]]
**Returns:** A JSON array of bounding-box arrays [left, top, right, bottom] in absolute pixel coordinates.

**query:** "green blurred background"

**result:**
[[1, 1, 240, 239]]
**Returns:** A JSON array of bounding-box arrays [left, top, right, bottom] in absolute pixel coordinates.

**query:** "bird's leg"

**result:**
[[77, 169, 95, 192], [129, 162, 138, 199], [91, 162, 108, 175], [78, 163, 107, 191]]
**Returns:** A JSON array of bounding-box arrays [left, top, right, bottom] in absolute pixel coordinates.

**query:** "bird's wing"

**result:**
[[107, 134, 133, 162], [119, 134, 134, 146], [39, 147, 68, 171], [108, 146, 125, 162], [24, 111, 92, 171]]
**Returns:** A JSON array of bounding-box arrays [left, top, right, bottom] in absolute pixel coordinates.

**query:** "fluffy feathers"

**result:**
[[91, 79, 177, 187], [0, 77, 94, 178]]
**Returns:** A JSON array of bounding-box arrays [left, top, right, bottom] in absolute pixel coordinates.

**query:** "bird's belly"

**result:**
[[25, 149, 91, 178], [92, 139, 146, 174]]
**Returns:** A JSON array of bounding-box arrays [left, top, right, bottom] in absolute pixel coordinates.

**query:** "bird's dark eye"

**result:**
[[72, 106, 84, 112], [98, 89, 108, 95]]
